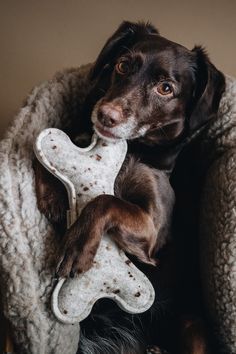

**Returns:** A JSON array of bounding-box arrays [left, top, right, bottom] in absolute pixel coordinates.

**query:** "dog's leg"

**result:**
[[57, 156, 175, 277], [57, 193, 158, 277], [33, 159, 68, 232]]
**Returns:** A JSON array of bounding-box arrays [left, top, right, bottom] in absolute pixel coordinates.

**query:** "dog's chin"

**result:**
[[93, 118, 147, 142], [93, 124, 122, 142]]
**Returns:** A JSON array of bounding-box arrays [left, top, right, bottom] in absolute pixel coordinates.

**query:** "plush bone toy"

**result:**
[[34, 128, 155, 325]]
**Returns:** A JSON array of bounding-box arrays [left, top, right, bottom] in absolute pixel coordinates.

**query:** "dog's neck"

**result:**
[[128, 139, 186, 174]]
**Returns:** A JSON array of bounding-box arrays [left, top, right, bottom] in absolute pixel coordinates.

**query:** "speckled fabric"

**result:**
[[0, 64, 235, 354], [199, 76, 236, 353]]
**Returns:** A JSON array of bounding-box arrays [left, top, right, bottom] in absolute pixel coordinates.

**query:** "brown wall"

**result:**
[[0, 0, 236, 137]]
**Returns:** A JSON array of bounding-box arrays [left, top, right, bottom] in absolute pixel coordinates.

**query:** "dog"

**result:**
[[34, 21, 225, 353]]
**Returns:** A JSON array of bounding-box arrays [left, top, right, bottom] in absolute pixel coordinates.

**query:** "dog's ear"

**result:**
[[188, 46, 225, 132], [89, 21, 159, 81]]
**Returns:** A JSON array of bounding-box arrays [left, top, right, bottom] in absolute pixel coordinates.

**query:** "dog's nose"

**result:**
[[97, 103, 122, 128]]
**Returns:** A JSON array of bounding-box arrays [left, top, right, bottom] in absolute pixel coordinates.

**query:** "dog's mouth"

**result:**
[[92, 103, 145, 142], [93, 122, 121, 141]]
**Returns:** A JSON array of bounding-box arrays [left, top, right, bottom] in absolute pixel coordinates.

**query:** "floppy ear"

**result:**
[[188, 46, 225, 132], [89, 21, 159, 81]]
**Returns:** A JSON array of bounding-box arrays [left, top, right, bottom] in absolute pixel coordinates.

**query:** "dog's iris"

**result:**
[[157, 82, 173, 96]]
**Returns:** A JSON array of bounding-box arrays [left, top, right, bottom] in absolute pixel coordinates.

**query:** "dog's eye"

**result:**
[[156, 82, 173, 96], [115, 61, 130, 75]]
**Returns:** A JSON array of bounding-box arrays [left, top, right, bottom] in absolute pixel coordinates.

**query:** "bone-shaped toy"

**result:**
[[34, 128, 155, 324]]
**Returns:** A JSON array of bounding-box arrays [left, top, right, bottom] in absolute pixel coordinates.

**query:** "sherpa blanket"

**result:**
[[199, 76, 236, 354], [0, 64, 235, 353], [0, 65, 92, 354]]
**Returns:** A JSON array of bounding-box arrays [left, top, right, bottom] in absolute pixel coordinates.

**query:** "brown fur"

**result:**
[[180, 317, 212, 354]]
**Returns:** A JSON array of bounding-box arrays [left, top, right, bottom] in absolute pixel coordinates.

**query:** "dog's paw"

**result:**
[[57, 244, 97, 278], [56, 223, 99, 278], [33, 159, 68, 226], [56, 198, 104, 278], [146, 346, 169, 354], [38, 193, 67, 225]]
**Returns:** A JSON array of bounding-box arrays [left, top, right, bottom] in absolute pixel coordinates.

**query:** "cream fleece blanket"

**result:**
[[0, 65, 235, 353], [199, 76, 236, 353], [0, 65, 91, 354]]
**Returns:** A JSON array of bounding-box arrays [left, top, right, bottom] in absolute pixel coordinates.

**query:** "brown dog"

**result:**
[[34, 22, 225, 354]]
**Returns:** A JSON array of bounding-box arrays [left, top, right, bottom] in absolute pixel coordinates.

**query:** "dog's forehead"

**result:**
[[133, 35, 189, 56], [132, 36, 195, 77]]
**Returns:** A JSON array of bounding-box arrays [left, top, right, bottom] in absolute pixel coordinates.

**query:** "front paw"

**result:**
[[56, 223, 100, 278], [56, 243, 97, 278], [38, 191, 67, 225], [33, 159, 68, 226]]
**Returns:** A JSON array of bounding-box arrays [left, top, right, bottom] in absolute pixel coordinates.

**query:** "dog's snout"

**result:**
[[97, 103, 123, 128]]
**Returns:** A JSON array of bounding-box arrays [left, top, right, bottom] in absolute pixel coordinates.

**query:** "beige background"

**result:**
[[0, 0, 236, 138]]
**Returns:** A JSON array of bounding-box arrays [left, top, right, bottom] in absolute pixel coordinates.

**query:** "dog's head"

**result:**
[[89, 21, 225, 145]]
